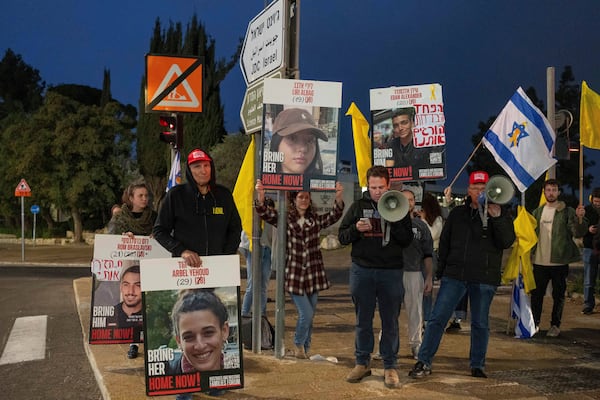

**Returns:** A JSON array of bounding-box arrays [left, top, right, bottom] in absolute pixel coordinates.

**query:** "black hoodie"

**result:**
[[153, 151, 242, 257]]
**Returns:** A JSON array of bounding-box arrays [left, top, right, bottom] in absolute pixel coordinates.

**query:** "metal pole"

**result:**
[[33, 213, 37, 247], [251, 132, 263, 353], [274, 190, 287, 358], [273, 0, 300, 360], [20, 197, 25, 261], [546, 67, 556, 179]]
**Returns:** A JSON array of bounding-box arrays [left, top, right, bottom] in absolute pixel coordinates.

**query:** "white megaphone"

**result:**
[[377, 190, 409, 222], [484, 175, 515, 205]]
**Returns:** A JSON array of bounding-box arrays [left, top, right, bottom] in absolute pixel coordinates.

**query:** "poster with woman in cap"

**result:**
[[260, 78, 342, 192]]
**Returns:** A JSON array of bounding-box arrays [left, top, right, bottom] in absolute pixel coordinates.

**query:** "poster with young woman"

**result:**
[[140, 255, 243, 396], [370, 83, 447, 182], [89, 234, 170, 345], [260, 78, 342, 192]]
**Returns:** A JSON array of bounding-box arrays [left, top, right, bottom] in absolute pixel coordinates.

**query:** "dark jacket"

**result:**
[[531, 201, 584, 264], [437, 198, 516, 286], [338, 190, 413, 269], [153, 156, 242, 257], [582, 204, 599, 249]]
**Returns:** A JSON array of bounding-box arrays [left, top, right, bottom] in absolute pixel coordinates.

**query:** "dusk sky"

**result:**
[[3, 0, 600, 192]]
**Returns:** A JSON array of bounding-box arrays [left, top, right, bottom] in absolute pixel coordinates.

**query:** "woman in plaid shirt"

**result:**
[[255, 179, 344, 359]]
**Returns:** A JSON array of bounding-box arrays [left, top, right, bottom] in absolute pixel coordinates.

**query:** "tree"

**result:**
[[0, 50, 46, 230], [0, 49, 45, 119], [1, 91, 134, 241], [209, 133, 252, 191], [136, 16, 241, 208]]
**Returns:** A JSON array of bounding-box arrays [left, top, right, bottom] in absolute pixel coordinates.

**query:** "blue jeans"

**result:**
[[349, 263, 404, 369], [418, 277, 496, 370], [583, 248, 598, 309], [241, 246, 272, 316], [176, 389, 223, 399], [422, 251, 437, 322], [290, 292, 318, 352]]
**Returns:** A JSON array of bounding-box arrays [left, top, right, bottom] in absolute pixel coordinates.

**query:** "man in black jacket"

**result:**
[[409, 171, 516, 379], [153, 148, 241, 399], [581, 187, 600, 315], [153, 148, 242, 267], [338, 166, 413, 388]]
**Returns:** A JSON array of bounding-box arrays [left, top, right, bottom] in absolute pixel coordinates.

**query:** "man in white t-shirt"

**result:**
[[531, 179, 586, 337]]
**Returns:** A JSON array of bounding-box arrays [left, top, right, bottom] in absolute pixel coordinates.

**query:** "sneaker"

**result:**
[[127, 344, 139, 359], [372, 352, 382, 360], [346, 364, 371, 383], [408, 361, 432, 378], [471, 368, 488, 378], [445, 320, 462, 333], [294, 345, 307, 359], [582, 307, 593, 315], [547, 325, 560, 337], [384, 368, 400, 388], [411, 345, 420, 360]]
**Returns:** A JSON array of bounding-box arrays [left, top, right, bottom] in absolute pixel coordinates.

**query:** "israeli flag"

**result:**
[[512, 273, 537, 338], [483, 87, 556, 192], [166, 151, 181, 192]]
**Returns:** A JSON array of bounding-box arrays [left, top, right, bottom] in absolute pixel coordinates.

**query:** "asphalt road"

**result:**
[[0, 267, 101, 400]]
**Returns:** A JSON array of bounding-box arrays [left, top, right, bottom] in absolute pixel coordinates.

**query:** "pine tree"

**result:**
[[137, 16, 241, 207]]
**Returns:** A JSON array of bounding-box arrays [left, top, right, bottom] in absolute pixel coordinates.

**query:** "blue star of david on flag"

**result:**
[[508, 121, 529, 148]]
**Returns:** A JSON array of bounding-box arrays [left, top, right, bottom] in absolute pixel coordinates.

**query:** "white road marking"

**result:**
[[0, 315, 47, 365]]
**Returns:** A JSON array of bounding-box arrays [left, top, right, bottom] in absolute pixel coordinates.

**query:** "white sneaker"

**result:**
[[411, 345, 420, 360], [546, 325, 560, 337]]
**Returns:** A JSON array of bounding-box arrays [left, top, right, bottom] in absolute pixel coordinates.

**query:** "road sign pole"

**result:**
[[20, 197, 25, 261], [33, 213, 37, 247]]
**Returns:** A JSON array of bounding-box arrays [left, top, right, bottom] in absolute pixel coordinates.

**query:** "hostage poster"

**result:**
[[370, 83, 447, 182], [260, 77, 342, 192], [89, 234, 170, 344], [140, 255, 243, 396]]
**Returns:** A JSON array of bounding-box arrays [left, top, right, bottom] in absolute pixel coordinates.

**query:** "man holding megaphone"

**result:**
[[339, 166, 414, 389], [409, 170, 516, 380]]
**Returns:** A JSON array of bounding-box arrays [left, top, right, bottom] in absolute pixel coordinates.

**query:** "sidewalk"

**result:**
[[4, 242, 600, 399]]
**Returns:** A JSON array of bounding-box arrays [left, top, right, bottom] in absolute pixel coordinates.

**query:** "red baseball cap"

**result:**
[[187, 149, 212, 165], [469, 171, 489, 184]]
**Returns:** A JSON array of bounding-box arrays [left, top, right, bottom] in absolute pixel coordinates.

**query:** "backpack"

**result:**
[[241, 315, 275, 350]]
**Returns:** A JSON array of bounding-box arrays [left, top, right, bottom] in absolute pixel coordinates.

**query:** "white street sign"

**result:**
[[240, 0, 285, 85]]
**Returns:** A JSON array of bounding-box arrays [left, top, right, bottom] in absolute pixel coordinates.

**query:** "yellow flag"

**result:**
[[502, 205, 537, 293], [233, 135, 255, 251], [580, 81, 600, 149], [345, 102, 372, 187]]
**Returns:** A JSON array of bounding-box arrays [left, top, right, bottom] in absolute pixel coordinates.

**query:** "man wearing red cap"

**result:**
[[409, 170, 516, 379], [153, 148, 242, 268]]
